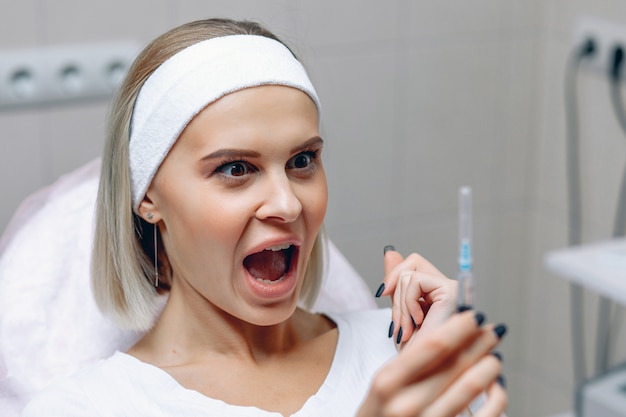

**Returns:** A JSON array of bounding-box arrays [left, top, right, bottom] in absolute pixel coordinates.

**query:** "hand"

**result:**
[[376, 246, 458, 345], [356, 311, 508, 417]]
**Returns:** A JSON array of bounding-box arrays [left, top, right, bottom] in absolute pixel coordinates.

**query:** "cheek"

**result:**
[[303, 176, 328, 231], [158, 191, 247, 263], [158, 199, 251, 287], [181, 199, 247, 240]]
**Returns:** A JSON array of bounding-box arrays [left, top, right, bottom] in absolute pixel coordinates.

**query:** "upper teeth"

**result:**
[[266, 243, 292, 251]]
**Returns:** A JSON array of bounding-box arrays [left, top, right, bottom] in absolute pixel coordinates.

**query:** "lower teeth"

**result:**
[[256, 275, 286, 284]]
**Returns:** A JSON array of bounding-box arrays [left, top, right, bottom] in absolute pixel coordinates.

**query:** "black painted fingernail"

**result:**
[[474, 312, 486, 326], [493, 324, 508, 339], [457, 304, 472, 313], [491, 351, 503, 362], [375, 283, 385, 298], [396, 327, 403, 344], [384, 245, 395, 254], [497, 374, 506, 388], [388, 321, 394, 338]]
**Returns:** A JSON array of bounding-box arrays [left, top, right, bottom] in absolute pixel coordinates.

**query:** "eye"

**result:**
[[287, 150, 318, 170], [293, 154, 311, 168], [218, 161, 254, 177]]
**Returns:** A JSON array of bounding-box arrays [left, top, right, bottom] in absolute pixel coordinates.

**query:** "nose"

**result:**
[[255, 171, 302, 223]]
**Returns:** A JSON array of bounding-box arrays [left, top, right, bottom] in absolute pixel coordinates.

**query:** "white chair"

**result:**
[[0, 158, 376, 416]]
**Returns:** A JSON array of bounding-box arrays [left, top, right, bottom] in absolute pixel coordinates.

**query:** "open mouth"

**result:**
[[243, 244, 296, 284]]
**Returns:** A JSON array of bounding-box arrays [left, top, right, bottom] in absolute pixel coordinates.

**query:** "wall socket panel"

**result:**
[[0, 41, 140, 110], [573, 16, 626, 75]]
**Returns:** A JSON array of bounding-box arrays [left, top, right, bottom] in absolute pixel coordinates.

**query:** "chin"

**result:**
[[245, 302, 299, 327]]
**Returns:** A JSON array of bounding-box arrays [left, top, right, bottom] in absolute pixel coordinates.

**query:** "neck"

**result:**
[[129, 280, 326, 366]]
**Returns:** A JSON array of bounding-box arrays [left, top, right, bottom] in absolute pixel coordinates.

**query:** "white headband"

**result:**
[[129, 34, 321, 210]]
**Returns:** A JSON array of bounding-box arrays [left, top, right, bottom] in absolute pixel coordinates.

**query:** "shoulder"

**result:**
[[20, 352, 142, 417], [21, 372, 97, 416]]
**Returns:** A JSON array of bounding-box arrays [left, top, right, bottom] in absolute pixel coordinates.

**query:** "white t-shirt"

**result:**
[[21, 309, 397, 417]]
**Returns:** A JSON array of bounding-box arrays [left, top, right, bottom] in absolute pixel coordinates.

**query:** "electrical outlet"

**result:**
[[0, 41, 140, 109], [573, 16, 626, 75]]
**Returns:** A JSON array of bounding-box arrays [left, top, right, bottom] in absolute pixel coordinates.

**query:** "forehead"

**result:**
[[177, 85, 320, 150]]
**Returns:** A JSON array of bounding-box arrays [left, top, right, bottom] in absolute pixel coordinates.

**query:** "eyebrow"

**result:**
[[292, 136, 324, 153], [200, 148, 261, 161], [200, 136, 324, 162]]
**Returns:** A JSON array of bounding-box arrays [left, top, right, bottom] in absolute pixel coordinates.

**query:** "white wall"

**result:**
[[4, 1, 626, 416], [523, 1, 626, 416]]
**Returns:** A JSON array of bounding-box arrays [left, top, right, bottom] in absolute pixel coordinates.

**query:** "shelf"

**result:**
[[544, 238, 626, 306]]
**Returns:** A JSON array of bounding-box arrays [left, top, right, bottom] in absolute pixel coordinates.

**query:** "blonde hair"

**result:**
[[91, 18, 326, 331]]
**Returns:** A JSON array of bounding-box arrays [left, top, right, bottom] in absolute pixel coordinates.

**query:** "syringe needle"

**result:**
[[457, 186, 474, 311]]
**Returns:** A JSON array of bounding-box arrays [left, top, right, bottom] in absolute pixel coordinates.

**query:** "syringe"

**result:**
[[457, 186, 474, 311]]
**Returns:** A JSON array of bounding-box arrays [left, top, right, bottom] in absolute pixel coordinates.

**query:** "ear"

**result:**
[[137, 191, 162, 223]]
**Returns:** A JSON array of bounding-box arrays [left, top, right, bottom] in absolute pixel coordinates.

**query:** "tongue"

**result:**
[[244, 250, 288, 281]]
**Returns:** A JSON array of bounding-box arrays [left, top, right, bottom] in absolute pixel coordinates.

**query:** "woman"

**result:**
[[22, 18, 507, 416]]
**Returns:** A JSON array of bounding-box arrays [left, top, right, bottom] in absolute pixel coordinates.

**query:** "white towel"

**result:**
[[129, 34, 321, 210]]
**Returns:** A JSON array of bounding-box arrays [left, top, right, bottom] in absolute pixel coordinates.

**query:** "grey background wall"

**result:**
[[2, 1, 626, 416]]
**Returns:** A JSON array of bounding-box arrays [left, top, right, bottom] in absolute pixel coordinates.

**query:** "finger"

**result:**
[[381, 251, 441, 297], [384, 246, 405, 275], [397, 271, 424, 344], [412, 275, 457, 336], [390, 270, 409, 343], [360, 311, 485, 415], [402, 252, 445, 276], [472, 380, 508, 417], [398, 272, 457, 346], [371, 311, 485, 398], [377, 247, 404, 297], [394, 270, 421, 344], [420, 355, 503, 417], [381, 321, 503, 417]]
